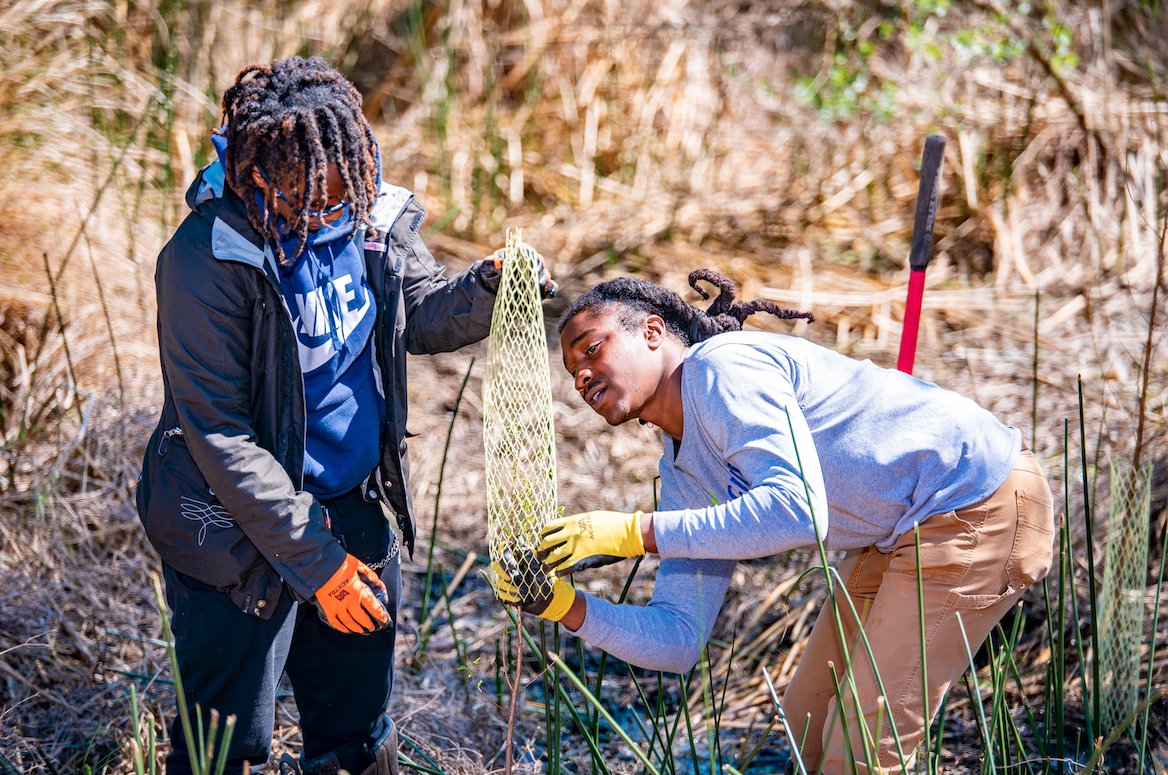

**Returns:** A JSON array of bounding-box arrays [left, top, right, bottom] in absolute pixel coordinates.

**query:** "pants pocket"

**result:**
[[1006, 487, 1055, 590], [888, 508, 981, 587]]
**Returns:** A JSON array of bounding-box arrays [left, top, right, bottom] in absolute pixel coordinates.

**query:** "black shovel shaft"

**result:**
[[908, 134, 946, 272]]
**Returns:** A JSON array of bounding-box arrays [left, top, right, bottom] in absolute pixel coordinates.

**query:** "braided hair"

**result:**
[[220, 55, 380, 265], [558, 268, 814, 344]]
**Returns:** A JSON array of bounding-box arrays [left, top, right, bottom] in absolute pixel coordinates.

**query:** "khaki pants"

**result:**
[[783, 450, 1055, 774]]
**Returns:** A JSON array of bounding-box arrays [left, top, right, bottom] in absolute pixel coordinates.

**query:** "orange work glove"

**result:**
[[313, 554, 392, 635], [483, 248, 558, 298]]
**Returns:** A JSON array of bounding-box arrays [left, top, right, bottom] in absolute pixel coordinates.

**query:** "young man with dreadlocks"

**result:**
[[136, 56, 554, 775], [491, 270, 1053, 774]]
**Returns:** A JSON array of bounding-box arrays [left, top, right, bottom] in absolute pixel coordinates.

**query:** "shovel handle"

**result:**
[[897, 270, 927, 374], [898, 135, 946, 374], [909, 135, 946, 273]]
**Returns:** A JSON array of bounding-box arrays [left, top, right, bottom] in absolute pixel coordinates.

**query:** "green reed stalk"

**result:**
[[985, 624, 1006, 751], [128, 683, 157, 775], [537, 622, 564, 772], [827, 567, 910, 769], [930, 691, 948, 767], [194, 711, 206, 774], [397, 757, 444, 775], [1051, 425, 1070, 773], [679, 672, 703, 775], [151, 576, 235, 775], [959, 672, 987, 771], [762, 665, 807, 775], [913, 523, 933, 775], [624, 666, 672, 767], [503, 609, 610, 772], [539, 623, 554, 761], [990, 612, 1030, 770], [650, 671, 672, 772], [714, 636, 735, 765], [1138, 513, 1168, 767], [211, 713, 234, 775], [1077, 377, 1101, 744], [553, 622, 563, 773], [495, 638, 504, 707], [698, 645, 721, 772], [1062, 417, 1093, 763], [997, 620, 1046, 763], [826, 662, 861, 775], [420, 358, 474, 624], [787, 411, 908, 772], [699, 647, 717, 773], [587, 557, 643, 751], [663, 670, 689, 774], [982, 634, 1005, 770], [546, 650, 661, 774], [398, 729, 443, 773], [956, 612, 996, 775], [438, 565, 470, 694]]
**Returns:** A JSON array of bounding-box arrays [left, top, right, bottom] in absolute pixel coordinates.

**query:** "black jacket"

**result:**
[[136, 163, 496, 618]]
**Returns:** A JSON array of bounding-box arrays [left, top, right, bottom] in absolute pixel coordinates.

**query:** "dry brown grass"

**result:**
[[1, 0, 1166, 772]]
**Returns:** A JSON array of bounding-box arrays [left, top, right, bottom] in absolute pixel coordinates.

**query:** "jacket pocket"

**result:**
[[139, 432, 262, 597]]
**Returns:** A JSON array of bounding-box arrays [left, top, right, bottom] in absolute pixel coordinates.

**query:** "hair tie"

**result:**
[[688, 310, 707, 343]]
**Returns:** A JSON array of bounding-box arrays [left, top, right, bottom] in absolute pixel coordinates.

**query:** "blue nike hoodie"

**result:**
[[211, 133, 383, 498]]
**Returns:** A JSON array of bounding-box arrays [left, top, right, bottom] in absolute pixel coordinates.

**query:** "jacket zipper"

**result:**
[[158, 426, 183, 456], [257, 261, 308, 488]]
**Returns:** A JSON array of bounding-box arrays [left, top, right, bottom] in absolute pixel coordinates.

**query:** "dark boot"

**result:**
[[359, 721, 399, 775], [295, 721, 399, 775], [295, 750, 342, 775]]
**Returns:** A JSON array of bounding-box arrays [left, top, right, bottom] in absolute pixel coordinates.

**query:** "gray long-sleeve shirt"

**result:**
[[575, 332, 1021, 672]]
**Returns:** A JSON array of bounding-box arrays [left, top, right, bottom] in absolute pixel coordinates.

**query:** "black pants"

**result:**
[[163, 484, 401, 774]]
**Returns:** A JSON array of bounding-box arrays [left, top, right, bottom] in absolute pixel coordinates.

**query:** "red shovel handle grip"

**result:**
[[898, 135, 946, 374]]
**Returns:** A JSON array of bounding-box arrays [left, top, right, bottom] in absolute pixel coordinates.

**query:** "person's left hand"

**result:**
[[482, 248, 558, 299], [313, 553, 392, 635], [488, 545, 576, 622], [536, 510, 646, 574]]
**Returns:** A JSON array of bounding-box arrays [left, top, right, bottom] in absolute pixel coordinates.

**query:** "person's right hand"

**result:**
[[313, 554, 392, 635], [536, 510, 646, 574]]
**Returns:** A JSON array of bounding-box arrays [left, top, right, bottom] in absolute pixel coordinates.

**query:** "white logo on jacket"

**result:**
[[291, 272, 373, 372], [180, 496, 235, 546]]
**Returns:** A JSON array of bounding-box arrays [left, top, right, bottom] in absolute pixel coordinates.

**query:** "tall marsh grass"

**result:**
[[0, 0, 1165, 772]]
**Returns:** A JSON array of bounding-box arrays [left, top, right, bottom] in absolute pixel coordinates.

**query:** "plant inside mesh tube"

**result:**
[[481, 230, 559, 602]]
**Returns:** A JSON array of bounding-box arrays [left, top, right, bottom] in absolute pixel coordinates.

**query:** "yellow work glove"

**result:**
[[536, 510, 646, 574], [489, 546, 576, 623], [313, 554, 392, 635]]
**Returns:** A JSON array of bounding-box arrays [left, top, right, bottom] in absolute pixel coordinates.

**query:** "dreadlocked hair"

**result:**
[[220, 55, 380, 265], [558, 268, 814, 345]]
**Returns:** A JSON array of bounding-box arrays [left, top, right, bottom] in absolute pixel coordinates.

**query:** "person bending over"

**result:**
[[136, 56, 553, 775], [493, 269, 1052, 774]]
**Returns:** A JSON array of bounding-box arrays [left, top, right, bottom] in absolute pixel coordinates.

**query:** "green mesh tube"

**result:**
[[1098, 460, 1153, 734], [483, 230, 558, 599]]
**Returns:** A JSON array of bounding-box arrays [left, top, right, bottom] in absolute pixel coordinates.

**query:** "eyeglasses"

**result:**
[[255, 165, 349, 220]]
